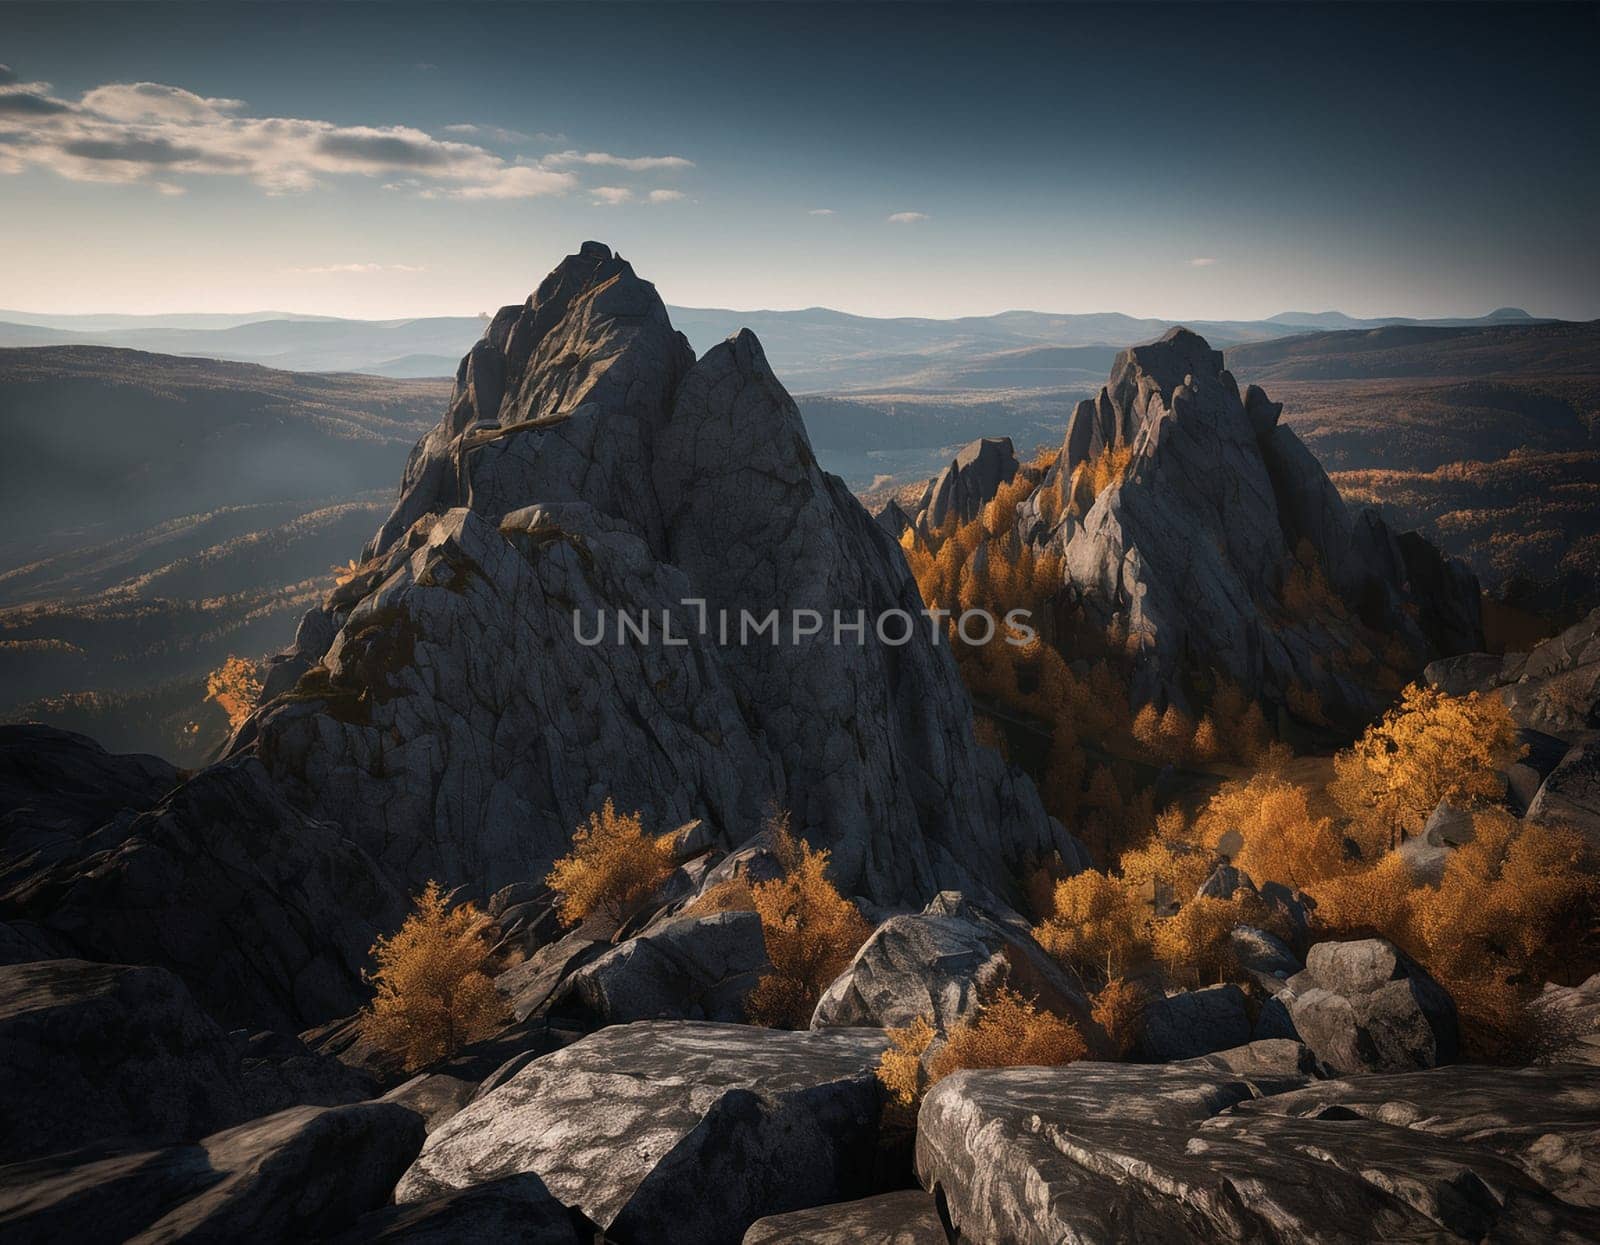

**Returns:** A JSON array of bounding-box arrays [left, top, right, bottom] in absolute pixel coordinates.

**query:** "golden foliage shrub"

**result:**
[[546, 799, 675, 927], [1118, 837, 1211, 909], [206, 655, 263, 731], [1035, 869, 1149, 977], [1151, 896, 1245, 988], [928, 987, 1086, 1081], [1197, 774, 1344, 890], [1329, 684, 1521, 850], [877, 1015, 937, 1106], [1091, 976, 1147, 1058], [1191, 715, 1222, 762], [360, 882, 508, 1071], [744, 819, 871, 1028], [1310, 812, 1597, 1060]]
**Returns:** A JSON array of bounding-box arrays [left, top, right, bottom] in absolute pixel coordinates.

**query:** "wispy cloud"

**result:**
[[647, 188, 683, 203], [808, 207, 836, 216], [286, 262, 429, 274], [547, 149, 693, 172], [887, 210, 929, 224], [444, 123, 565, 145], [1188, 256, 1218, 267], [0, 70, 689, 205], [590, 185, 634, 206]]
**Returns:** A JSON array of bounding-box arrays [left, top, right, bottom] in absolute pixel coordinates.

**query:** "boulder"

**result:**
[[810, 891, 1091, 1036], [381, 1073, 480, 1133], [1228, 924, 1301, 987], [741, 1190, 948, 1244], [396, 1021, 890, 1245], [1425, 607, 1600, 736], [333, 1173, 591, 1244], [0, 1103, 425, 1245], [1526, 739, 1600, 851], [495, 931, 609, 1022], [0, 960, 245, 1162], [1534, 973, 1600, 1066], [0, 725, 175, 891], [1229, 1064, 1600, 1211], [1135, 983, 1253, 1062], [1286, 938, 1458, 1074], [558, 911, 770, 1024], [1182, 1037, 1322, 1078], [5, 757, 405, 1032], [916, 1062, 1600, 1243]]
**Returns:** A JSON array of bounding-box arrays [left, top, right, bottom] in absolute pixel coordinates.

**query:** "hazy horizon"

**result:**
[[3, 2, 1596, 321]]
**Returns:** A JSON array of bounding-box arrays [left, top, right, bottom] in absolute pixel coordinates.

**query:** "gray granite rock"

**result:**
[[1286, 938, 1458, 1074], [1136, 983, 1253, 1062], [905, 437, 1019, 535], [916, 1061, 1600, 1243], [332, 1173, 591, 1244], [810, 891, 1091, 1036], [237, 245, 1067, 910], [0, 1103, 425, 1245], [396, 1021, 890, 1245], [1037, 328, 1479, 723], [1425, 606, 1600, 736], [560, 911, 770, 1024], [1527, 739, 1600, 850], [0, 960, 245, 1163], [6, 755, 405, 1032], [742, 1190, 948, 1244], [1534, 973, 1600, 1066]]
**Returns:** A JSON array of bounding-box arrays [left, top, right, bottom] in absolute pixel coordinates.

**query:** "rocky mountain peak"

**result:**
[[1025, 327, 1482, 726], [238, 245, 1071, 906]]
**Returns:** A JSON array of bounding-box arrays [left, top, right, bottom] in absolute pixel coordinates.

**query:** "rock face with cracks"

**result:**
[[1019, 328, 1481, 722], [395, 1020, 890, 1245], [237, 242, 1069, 906]]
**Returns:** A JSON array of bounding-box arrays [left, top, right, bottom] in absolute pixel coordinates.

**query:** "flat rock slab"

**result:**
[[917, 1061, 1600, 1243], [0, 1102, 425, 1245], [0, 959, 245, 1162], [742, 1190, 949, 1243], [333, 1173, 591, 1244], [397, 1021, 889, 1245]]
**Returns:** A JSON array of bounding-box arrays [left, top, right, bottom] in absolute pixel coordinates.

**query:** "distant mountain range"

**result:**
[[0, 303, 1551, 392]]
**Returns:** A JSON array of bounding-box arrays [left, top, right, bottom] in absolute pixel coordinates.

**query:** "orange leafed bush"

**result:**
[[206, 655, 262, 731], [928, 987, 1087, 1080], [1196, 773, 1344, 891], [743, 816, 871, 1028], [877, 1014, 937, 1106], [360, 882, 508, 1071], [1329, 684, 1521, 850], [546, 799, 675, 927], [1150, 896, 1248, 988], [1091, 976, 1147, 1058], [1035, 869, 1149, 977]]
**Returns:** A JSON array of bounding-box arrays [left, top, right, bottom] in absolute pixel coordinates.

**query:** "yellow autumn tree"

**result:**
[[360, 882, 508, 1071], [1196, 773, 1344, 890], [1151, 896, 1246, 988], [206, 655, 262, 731], [546, 799, 675, 926], [1329, 684, 1521, 850], [1035, 869, 1150, 977], [930, 986, 1086, 1080]]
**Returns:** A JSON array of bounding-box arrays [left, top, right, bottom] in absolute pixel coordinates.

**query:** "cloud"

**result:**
[[81, 82, 242, 122], [548, 149, 693, 171], [0, 65, 17, 87], [1188, 257, 1218, 267], [444, 123, 561, 145], [887, 211, 929, 224], [808, 207, 836, 216], [286, 262, 429, 274], [647, 188, 684, 203], [0, 72, 669, 203], [590, 185, 634, 205]]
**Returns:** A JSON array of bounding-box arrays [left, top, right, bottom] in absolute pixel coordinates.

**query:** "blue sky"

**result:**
[[2, 2, 1596, 320]]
